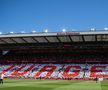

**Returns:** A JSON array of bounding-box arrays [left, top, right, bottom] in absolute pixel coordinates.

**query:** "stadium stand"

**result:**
[[0, 31, 108, 80]]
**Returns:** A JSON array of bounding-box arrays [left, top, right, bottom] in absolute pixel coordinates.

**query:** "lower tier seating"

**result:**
[[0, 64, 108, 79]]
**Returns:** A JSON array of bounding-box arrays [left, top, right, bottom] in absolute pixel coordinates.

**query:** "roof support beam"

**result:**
[[82, 35, 85, 42], [0, 38, 9, 44], [21, 37, 29, 43], [95, 35, 97, 41], [44, 37, 50, 43], [69, 35, 73, 42], [10, 38, 18, 43], [56, 36, 61, 42], [32, 37, 39, 43]]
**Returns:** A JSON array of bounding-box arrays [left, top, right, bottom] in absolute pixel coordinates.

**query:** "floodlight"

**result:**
[[90, 28, 96, 31], [104, 27, 108, 31], [21, 31, 25, 33], [0, 32, 2, 34], [44, 29, 48, 33], [10, 31, 14, 34], [32, 30, 36, 33], [62, 28, 66, 32]]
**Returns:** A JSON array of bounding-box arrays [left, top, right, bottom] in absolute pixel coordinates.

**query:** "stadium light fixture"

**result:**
[[44, 29, 48, 33], [62, 28, 66, 32], [21, 31, 25, 33], [90, 28, 96, 31], [104, 27, 108, 31], [0, 32, 2, 34], [32, 30, 36, 33], [10, 31, 14, 34]]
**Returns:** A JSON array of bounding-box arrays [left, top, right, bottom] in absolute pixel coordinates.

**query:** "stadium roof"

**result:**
[[0, 31, 108, 44]]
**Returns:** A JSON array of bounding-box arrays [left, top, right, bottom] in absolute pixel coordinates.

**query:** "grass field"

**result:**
[[0, 78, 108, 90]]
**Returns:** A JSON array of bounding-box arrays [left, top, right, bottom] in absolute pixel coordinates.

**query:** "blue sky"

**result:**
[[0, 0, 108, 33]]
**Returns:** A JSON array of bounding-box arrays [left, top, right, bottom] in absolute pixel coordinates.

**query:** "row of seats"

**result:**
[[1, 51, 108, 63], [0, 64, 108, 79]]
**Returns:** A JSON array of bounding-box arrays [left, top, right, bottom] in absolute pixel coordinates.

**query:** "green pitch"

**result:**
[[0, 78, 108, 90]]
